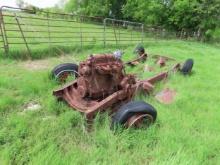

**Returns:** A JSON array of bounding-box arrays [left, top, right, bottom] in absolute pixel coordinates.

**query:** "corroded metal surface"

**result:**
[[126, 114, 154, 128], [54, 54, 136, 119], [53, 54, 169, 121], [156, 57, 166, 67], [155, 88, 176, 104], [126, 53, 148, 66]]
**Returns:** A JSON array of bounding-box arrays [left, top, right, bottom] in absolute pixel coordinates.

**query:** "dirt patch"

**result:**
[[22, 59, 50, 71], [42, 116, 55, 121], [21, 55, 78, 71], [155, 88, 176, 104], [144, 64, 154, 72], [23, 102, 41, 112]]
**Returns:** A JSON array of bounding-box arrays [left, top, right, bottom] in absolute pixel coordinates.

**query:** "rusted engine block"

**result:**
[[77, 54, 136, 99]]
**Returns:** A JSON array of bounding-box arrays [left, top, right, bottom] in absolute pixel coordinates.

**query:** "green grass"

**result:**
[[212, 28, 220, 42], [0, 39, 220, 164]]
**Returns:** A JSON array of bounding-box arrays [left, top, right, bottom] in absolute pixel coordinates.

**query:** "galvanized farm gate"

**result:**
[[0, 6, 144, 56]]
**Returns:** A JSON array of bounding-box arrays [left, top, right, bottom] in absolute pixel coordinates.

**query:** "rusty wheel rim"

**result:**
[[127, 114, 154, 128], [57, 72, 77, 83], [58, 72, 70, 82]]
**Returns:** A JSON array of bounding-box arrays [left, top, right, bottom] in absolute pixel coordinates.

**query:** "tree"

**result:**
[[122, 0, 168, 26], [123, 0, 220, 39], [16, 0, 25, 8], [197, 0, 220, 40], [65, 0, 125, 18], [64, 0, 220, 40]]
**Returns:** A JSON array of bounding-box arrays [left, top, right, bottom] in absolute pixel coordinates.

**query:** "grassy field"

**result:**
[[0, 39, 220, 164]]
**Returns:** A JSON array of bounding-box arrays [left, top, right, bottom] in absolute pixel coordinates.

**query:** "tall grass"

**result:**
[[0, 40, 220, 164]]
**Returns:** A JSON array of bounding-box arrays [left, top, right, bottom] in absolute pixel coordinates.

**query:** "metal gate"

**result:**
[[0, 6, 144, 56], [0, 8, 8, 53], [103, 18, 144, 47]]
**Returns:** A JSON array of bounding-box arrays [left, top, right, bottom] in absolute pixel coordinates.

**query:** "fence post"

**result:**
[[118, 22, 120, 45], [0, 7, 9, 54], [47, 13, 51, 48], [103, 18, 106, 48], [15, 14, 31, 58], [141, 24, 144, 44], [0, 14, 5, 53], [112, 20, 118, 46], [80, 16, 82, 49]]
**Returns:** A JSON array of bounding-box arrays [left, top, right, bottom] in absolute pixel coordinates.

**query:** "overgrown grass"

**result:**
[[0, 43, 135, 60], [0, 39, 220, 164]]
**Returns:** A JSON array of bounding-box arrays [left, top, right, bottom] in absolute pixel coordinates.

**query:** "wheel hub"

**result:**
[[127, 114, 154, 128]]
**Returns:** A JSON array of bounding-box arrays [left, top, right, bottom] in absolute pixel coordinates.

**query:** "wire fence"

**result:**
[[1, 6, 210, 57], [0, 6, 145, 56]]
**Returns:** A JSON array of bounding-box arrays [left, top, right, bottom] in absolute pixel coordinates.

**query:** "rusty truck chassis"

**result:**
[[53, 54, 183, 127]]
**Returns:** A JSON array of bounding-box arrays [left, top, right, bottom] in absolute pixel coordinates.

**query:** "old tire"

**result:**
[[181, 59, 194, 75], [51, 63, 78, 82], [112, 101, 157, 128]]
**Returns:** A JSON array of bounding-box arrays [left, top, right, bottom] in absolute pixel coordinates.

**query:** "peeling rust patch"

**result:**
[[155, 88, 176, 104]]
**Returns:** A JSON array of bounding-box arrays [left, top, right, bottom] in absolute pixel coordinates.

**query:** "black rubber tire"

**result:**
[[181, 59, 194, 75], [112, 101, 157, 126], [51, 63, 78, 81]]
